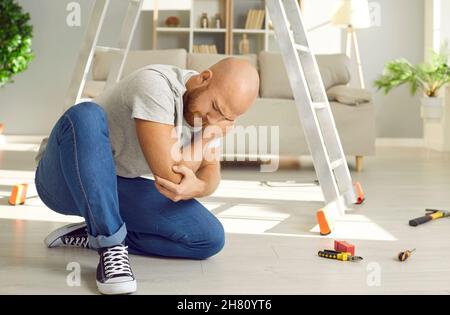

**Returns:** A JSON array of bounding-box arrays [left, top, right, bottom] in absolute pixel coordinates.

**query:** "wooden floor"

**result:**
[[0, 141, 450, 295]]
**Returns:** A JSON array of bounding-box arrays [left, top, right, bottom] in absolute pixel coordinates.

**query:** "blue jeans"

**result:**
[[35, 102, 224, 259]]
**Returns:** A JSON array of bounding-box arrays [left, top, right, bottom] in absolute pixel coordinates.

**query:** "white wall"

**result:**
[[426, 0, 450, 55], [0, 0, 153, 135], [424, 0, 450, 60], [304, 0, 425, 139], [360, 0, 424, 138], [442, 1, 450, 44], [0, 0, 425, 138]]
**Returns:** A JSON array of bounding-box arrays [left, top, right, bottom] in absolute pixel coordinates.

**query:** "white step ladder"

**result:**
[[64, 0, 144, 110], [266, 0, 364, 235]]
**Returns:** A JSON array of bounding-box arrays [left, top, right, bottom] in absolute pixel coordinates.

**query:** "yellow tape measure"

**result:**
[[318, 250, 363, 262]]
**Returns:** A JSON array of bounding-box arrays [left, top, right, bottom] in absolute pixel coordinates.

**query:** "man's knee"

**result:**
[[65, 102, 106, 123], [194, 221, 225, 260]]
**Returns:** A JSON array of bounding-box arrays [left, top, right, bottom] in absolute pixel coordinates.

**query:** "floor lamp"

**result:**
[[331, 0, 371, 89]]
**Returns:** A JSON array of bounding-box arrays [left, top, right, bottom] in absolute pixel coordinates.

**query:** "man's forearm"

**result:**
[[179, 136, 213, 174], [136, 119, 217, 185], [196, 162, 221, 197]]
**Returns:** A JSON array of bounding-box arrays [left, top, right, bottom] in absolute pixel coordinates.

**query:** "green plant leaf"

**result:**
[[0, 0, 34, 88], [374, 50, 450, 97]]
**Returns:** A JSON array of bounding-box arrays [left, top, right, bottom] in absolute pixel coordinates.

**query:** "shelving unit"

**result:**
[[151, 0, 302, 55], [230, 0, 266, 54], [151, 0, 229, 54], [156, 27, 191, 32], [193, 28, 227, 33]]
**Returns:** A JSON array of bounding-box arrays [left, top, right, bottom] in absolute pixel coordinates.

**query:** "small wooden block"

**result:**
[[334, 240, 355, 256]]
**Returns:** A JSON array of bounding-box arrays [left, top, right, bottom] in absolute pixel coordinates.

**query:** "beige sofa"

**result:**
[[84, 49, 375, 171]]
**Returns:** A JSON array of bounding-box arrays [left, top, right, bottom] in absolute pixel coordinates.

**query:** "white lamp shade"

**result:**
[[331, 0, 371, 29], [142, 0, 192, 11]]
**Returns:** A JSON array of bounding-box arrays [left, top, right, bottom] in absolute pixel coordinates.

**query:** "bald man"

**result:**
[[34, 58, 259, 294]]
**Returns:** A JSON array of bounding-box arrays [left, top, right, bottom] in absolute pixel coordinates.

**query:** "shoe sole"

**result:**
[[96, 279, 137, 295], [44, 222, 87, 248]]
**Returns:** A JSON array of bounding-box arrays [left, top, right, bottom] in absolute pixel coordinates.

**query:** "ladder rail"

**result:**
[[64, 0, 110, 111], [266, 0, 343, 207], [65, 0, 144, 110], [281, 0, 356, 203], [105, 0, 144, 89]]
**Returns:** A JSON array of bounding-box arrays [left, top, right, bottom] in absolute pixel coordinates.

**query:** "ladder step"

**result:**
[[294, 44, 310, 53], [96, 46, 125, 53], [330, 159, 344, 170], [313, 102, 327, 110]]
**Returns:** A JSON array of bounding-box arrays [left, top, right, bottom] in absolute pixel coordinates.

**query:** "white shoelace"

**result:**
[[102, 245, 133, 278], [64, 236, 89, 248]]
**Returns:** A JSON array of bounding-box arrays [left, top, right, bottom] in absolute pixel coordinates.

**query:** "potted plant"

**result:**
[[0, 0, 34, 134], [374, 50, 450, 119]]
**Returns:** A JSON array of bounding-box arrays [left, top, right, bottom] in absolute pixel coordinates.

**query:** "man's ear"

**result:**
[[199, 69, 213, 84]]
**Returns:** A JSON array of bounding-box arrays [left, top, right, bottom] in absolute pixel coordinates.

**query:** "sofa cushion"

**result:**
[[92, 49, 187, 81], [327, 85, 372, 105], [258, 52, 351, 99], [187, 53, 258, 73], [316, 54, 351, 90], [258, 52, 292, 99]]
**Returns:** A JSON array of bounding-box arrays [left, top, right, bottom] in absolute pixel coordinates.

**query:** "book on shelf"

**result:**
[[245, 9, 265, 29], [193, 44, 218, 54], [211, 45, 218, 54], [255, 10, 266, 29], [244, 9, 253, 29]]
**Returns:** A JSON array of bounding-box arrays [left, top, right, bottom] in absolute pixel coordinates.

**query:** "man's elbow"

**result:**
[[153, 165, 183, 184]]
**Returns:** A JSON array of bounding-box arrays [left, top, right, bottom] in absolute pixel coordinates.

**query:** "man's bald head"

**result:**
[[183, 57, 259, 132], [209, 58, 259, 116]]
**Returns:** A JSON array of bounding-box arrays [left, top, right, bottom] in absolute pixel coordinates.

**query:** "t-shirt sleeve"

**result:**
[[127, 71, 175, 125]]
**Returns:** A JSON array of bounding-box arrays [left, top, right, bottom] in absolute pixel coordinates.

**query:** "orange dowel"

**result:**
[[317, 209, 332, 236], [9, 184, 28, 205], [354, 182, 365, 204]]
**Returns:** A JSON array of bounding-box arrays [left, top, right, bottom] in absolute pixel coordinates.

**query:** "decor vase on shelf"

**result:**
[[214, 13, 222, 29], [200, 12, 209, 28], [239, 34, 250, 55], [165, 16, 180, 27]]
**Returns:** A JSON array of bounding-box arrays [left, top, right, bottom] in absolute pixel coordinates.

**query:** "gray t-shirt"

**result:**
[[95, 64, 199, 178], [35, 64, 219, 178]]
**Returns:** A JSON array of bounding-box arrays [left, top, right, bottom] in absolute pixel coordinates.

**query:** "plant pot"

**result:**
[[420, 97, 443, 120]]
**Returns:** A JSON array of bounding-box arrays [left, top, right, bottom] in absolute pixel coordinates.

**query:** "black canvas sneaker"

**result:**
[[96, 244, 137, 295], [44, 222, 89, 248]]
